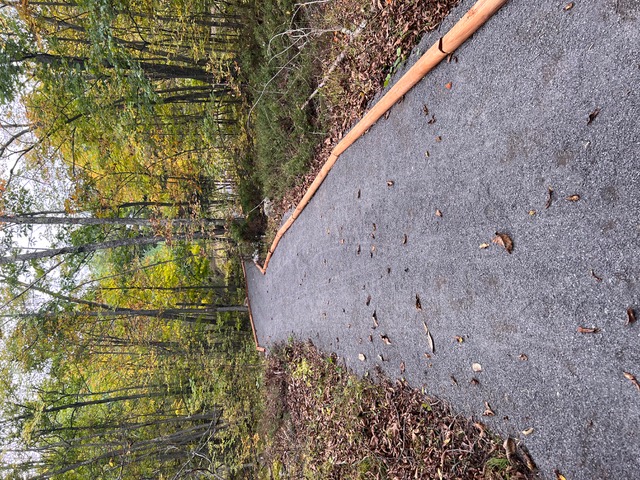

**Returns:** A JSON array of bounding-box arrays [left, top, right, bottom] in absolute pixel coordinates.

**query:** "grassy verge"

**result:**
[[257, 341, 537, 479]]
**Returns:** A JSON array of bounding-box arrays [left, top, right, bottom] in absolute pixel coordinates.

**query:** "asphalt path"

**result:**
[[246, 1, 640, 478]]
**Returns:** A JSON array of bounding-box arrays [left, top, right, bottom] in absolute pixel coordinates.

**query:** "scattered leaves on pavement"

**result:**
[[577, 326, 600, 334], [627, 307, 636, 325], [483, 402, 495, 416], [623, 372, 640, 391], [492, 232, 514, 254], [587, 107, 601, 125], [545, 186, 554, 209], [423, 322, 434, 353]]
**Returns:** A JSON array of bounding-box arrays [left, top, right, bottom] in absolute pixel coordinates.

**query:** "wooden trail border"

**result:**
[[247, 0, 508, 350]]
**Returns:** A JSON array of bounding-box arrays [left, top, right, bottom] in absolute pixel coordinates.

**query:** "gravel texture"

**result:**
[[246, 1, 640, 478]]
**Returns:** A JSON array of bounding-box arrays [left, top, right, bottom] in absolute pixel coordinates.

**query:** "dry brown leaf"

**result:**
[[504, 437, 516, 463], [378, 354, 384, 362], [435, 136, 442, 142], [470, 378, 480, 386], [492, 232, 514, 254], [422, 104, 429, 115], [450, 375, 458, 385], [483, 402, 495, 416], [528, 209, 536, 216], [519, 353, 529, 361], [372, 310, 379, 328], [545, 186, 554, 209], [474, 422, 486, 436], [472, 363, 482, 372], [400, 361, 405, 374], [623, 371, 640, 391], [423, 322, 434, 353], [455, 335, 464, 343], [402, 233, 408, 245], [358, 353, 366, 361], [435, 209, 443, 217], [380, 334, 391, 345], [425, 150, 430, 157], [627, 307, 637, 326], [577, 326, 600, 334], [564, 2, 574, 10], [356, 244, 361, 255], [357, 189, 361, 199], [566, 194, 581, 202], [415, 294, 422, 310], [555, 470, 568, 480], [479, 242, 490, 249], [366, 295, 371, 306], [368, 334, 373, 342], [427, 114, 436, 125], [587, 107, 601, 125], [522, 427, 534, 436], [445, 82, 452, 90], [387, 180, 395, 187]]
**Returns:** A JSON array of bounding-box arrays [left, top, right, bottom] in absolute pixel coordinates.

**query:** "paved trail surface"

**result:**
[[246, 1, 640, 478]]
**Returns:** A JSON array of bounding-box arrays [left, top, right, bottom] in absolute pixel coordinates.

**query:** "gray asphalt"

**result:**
[[245, 1, 640, 478]]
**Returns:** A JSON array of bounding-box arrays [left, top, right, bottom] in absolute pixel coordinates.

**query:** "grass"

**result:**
[[256, 341, 537, 479]]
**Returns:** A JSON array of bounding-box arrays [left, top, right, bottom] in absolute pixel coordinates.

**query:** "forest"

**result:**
[[0, 0, 263, 477]]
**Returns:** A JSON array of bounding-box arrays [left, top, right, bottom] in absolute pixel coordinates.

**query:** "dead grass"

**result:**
[[258, 341, 538, 479]]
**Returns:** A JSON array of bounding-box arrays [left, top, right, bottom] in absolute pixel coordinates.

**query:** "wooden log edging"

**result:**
[[255, 0, 509, 279], [241, 260, 266, 352]]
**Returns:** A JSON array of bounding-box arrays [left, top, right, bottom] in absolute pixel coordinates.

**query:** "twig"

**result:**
[[300, 20, 367, 110]]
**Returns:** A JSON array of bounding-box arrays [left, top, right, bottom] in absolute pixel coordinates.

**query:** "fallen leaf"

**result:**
[[372, 223, 377, 232], [378, 354, 385, 361], [566, 194, 580, 202], [470, 378, 480, 386], [554, 470, 568, 480], [425, 150, 430, 157], [623, 371, 640, 391], [380, 334, 391, 345], [479, 242, 490, 249], [483, 402, 495, 416], [423, 322, 434, 353], [415, 294, 422, 310], [435, 136, 442, 142], [340, 238, 344, 244], [577, 326, 600, 334], [522, 427, 534, 436], [435, 209, 443, 217], [473, 422, 486, 436], [357, 189, 361, 199], [521, 448, 537, 472], [356, 244, 361, 255], [371, 245, 376, 253], [587, 107, 600, 125], [445, 82, 452, 90], [492, 232, 514, 254], [564, 2, 574, 10], [400, 361, 405, 374], [402, 233, 408, 244], [545, 186, 554, 209], [387, 180, 394, 187], [627, 307, 636, 326], [528, 209, 536, 216], [366, 295, 371, 306], [427, 114, 436, 125], [455, 335, 464, 343], [450, 375, 458, 385], [372, 310, 379, 328], [358, 353, 366, 361], [472, 363, 482, 372], [590, 269, 603, 282], [504, 437, 516, 463], [519, 353, 529, 361], [422, 104, 429, 115], [368, 334, 373, 342]]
